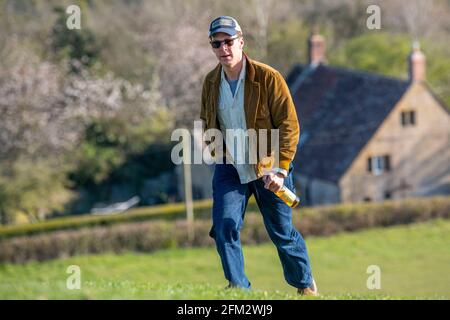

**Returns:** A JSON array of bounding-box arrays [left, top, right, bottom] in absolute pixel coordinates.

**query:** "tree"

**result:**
[[0, 38, 171, 224], [50, 5, 101, 72], [0, 158, 73, 224], [331, 32, 450, 108]]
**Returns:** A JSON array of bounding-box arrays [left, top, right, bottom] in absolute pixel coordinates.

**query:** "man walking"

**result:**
[[200, 16, 318, 296]]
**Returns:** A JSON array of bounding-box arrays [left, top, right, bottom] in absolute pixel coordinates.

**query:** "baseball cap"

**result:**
[[209, 16, 242, 37]]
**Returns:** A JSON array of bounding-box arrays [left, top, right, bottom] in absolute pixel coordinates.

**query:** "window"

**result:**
[[304, 185, 309, 204], [367, 155, 391, 175], [301, 179, 311, 206], [401, 111, 416, 126], [384, 191, 392, 199]]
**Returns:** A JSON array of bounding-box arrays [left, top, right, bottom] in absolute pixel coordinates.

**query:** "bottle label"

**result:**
[[276, 186, 297, 207]]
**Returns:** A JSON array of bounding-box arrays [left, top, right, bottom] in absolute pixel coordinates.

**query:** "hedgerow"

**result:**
[[1, 196, 448, 263]]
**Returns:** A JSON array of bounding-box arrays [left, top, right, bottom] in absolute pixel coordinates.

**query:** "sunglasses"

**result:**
[[210, 35, 241, 49]]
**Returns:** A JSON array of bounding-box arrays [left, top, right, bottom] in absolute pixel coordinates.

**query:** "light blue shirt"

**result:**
[[217, 58, 258, 184]]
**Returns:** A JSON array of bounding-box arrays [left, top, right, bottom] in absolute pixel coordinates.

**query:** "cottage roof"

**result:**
[[286, 64, 410, 182]]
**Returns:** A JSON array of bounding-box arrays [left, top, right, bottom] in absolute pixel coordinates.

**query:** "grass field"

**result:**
[[0, 219, 449, 299]]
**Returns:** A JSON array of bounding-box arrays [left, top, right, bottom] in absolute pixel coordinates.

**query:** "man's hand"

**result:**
[[263, 173, 285, 193]]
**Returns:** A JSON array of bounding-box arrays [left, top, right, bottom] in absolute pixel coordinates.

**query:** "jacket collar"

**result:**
[[208, 52, 260, 130], [243, 52, 260, 130]]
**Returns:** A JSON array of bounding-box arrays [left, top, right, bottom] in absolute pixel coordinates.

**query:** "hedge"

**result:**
[[0, 198, 256, 239], [1, 196, 449, 263]]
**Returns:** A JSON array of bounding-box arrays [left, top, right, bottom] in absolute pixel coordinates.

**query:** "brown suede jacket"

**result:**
[[200, 52, 300, 178]]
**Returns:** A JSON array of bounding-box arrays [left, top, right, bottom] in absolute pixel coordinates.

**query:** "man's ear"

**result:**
[[240, 38, 245, 50]]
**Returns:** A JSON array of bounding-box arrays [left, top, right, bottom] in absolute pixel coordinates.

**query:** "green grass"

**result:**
[[0, 219, 449, 299]]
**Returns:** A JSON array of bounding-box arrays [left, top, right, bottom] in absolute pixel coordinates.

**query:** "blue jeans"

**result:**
[[209, 162, 313, 289]]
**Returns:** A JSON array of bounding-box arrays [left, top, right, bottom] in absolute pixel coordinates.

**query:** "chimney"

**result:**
[[408, 41, 426, 82], [308, 31, 326, 65]]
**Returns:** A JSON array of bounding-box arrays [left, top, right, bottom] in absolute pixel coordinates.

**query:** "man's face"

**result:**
[[210, 32, 244, 68]]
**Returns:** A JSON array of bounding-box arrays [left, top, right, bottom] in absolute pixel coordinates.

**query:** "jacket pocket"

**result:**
[[255, 110, 272, 129], [255, 101, 268, 119]]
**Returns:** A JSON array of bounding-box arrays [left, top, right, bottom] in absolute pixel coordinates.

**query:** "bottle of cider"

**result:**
[[258, 155, 300, 208], [275, 185, 300, 208]]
